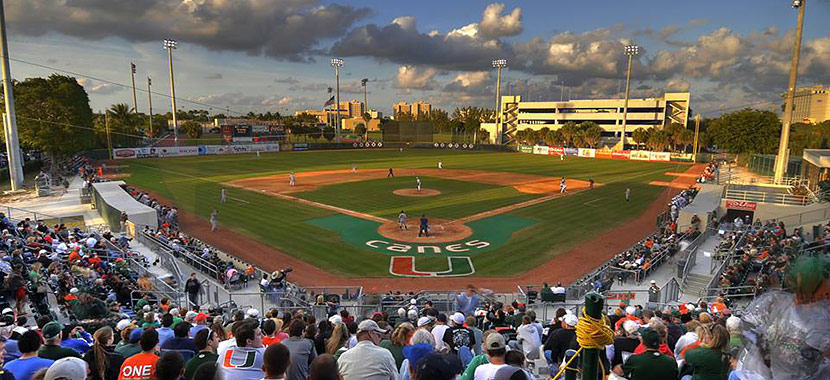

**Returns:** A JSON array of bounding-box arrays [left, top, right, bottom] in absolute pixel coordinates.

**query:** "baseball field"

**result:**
[[122, 149, 698, 291]]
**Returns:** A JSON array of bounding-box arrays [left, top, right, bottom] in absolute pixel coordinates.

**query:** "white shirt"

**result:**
[[337, 340, 398, 380], [217, 338, 237, 355], [673, 331, 698, 361], [431, 324, 450, 353], [517, 324, 542, 358], [216, 345, 266, 380], [551, 286, 566, 294], [474, 363, 509, 380]]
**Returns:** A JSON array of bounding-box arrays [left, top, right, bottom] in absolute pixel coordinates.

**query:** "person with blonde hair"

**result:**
[[326, 323, 350, 358], [379, 322, 414, 369], [633, 318, 673, 356], [683, 324, 729, 380], [84, 326, 125, 380]]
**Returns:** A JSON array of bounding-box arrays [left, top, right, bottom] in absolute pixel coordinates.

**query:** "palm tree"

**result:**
[[108, 103, 135, 147], [362, 112, 371, 140], [560, 122, 581, 147], [631, 128, 650, 148]]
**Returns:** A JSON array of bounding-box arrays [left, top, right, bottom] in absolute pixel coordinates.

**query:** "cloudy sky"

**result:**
[[5, 0, 830, 118]]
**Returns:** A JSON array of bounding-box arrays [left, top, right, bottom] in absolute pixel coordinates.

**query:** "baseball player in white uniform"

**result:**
[[210, 209, 219, 231], [398, 211, 408, 230], [220, 188, 227, 204], [289, 172, 296, 187], [416, 177, 422, 192], [560, 177, 567, 193], [351, 164, 357, 173], [438, 160, 443, 170]]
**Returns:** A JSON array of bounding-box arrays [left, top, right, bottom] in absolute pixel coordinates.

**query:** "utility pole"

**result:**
[[774, 0, 807, 184], [0, 0, 23, 190], [620, 44, 640, 149], [492, 59, 507, 144], [560, 81, 564, 102], [105, 112, 113, 160], [331, 58, 344, 142], [692, 114, 701, 162], [163, 39, 178, 146], [130, 62, 138, 113], [147, 77, 153, 138], [361, 78, 368, 115]]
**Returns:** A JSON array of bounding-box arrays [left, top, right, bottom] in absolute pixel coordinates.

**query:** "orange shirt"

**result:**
[[118, 351, 159, 380], [68, 250, 81, 263], [614, 315, 643, 330], [262, 335, 283, 346]]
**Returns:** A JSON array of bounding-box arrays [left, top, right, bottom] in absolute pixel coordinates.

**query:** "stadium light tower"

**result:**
[[620, 44, 639, 148], [492, 59, 507, 144], [0, 0, 23, 190], [163, 39, 179, 146], [331, 58, 344, 143], [774, 0, 807, 184]]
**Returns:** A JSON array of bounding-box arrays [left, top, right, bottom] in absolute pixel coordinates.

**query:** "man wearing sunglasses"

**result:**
[[183, 329, 218, 380]]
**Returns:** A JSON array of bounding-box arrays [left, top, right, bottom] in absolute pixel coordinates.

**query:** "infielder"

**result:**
[[351, 164, 357, 173], [416, 177, 422, 192], [388, 168, 395, 178], [559, 177, 567, 193], [418, 214, 430, 237], [220, 187, 227, 204], [210, 209, 219, 231], [398, 210, 408, 230], [289, 171, 296, 187]]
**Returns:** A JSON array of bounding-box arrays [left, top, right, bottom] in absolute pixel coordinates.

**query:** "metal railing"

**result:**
[[138, 231, 222, 281], [0, 204, 66, 225], [678, 228, 714, 290], [724, 188, 811, 206]]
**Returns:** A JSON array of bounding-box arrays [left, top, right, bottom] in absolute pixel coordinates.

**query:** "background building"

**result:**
[[785, 85, 830, 124], [294, 100, 366, 126], [481, 92, 690, 145], [393, 101, 431, 117]]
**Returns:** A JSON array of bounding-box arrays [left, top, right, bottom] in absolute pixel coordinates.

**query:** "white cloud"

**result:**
[[479, 3, 522, 39], [78, 78, 121, 95], [396, 65, 439, 89]]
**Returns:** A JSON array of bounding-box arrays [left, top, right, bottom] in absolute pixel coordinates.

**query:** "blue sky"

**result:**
[[6, 0, 830, 117]]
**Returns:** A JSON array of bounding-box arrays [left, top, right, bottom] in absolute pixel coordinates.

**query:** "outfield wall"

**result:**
[[519, 144, 692, 162], [112, 144, 280, 159]]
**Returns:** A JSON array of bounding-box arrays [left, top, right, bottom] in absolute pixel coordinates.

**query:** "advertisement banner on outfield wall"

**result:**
[[549, 147, 564, 156], [578, 148, 596, 158], [595, 148, 613, 159], [670, 153, 694, 161], [564, 148, 578, 156], [519, 145, 533, 153], [533, 145, 549, 155], [630, 150, 651, 161], [115, 144, 278, 159], [612, 150, 630, 160], [649, 152, 671, 162]]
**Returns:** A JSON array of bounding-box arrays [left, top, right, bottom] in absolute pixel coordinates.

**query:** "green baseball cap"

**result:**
[[640, 327, 661, 348], [42, 321, 65, 340]]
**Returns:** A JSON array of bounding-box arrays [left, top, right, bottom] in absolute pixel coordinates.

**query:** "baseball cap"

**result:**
[[1, 308, 13, 316], [246, 309, 259, 318], [414, 352, 463, 380], [417, 317, 432, 327], [45, 357, 88, 380], [563, 314, 579, 327], [42, 321, 65, 340], [639, 327, 661, 348], [485, 332, 506, 350], [623, 320, 640, 335], [450, 312, 465, 325], [328, 315, 343, 325], [185, 311, 198, 320], [625, 306, 636, 315], [115, 319, 132, 331], [129, 328, 143, 342], [357, 319, 388, 334], [650, 280, 657, 284], [403, 343, 434, 367], [195, 313, 208, 323]]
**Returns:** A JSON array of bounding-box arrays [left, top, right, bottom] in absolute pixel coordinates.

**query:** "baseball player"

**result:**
[[388, 168, 395, 178], [588, 178, 595, 189], [626, 187, 631, 202], [418, 214, 429, 237], [398, 211, 408, 230], [560, 154, 564, 161], [416, 177, 422, 192], [438, 160, 443, 170], [289, 171, 296, 187], [351, 164, 357, 173], [559, 177, 567, 193], [256, 150, 261, 157], [210, 209, 219, 232], [220, 187, 227, 204]]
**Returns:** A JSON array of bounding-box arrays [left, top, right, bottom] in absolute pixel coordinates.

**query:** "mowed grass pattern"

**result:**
[[293, 176, 539, 220], [124, 149, 684, 276]]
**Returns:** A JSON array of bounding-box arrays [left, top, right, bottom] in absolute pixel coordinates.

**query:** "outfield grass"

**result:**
[[124, 149, 684, 276], [294, 176, 539, 220]]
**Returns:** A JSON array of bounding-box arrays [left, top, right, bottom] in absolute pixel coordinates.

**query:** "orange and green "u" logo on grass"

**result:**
[[389, 256, 475, 277]]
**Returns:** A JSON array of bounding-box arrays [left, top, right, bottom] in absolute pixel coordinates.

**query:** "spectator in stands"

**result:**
[[379, 322, 413, 368], [337, 320, 396, 380], [216, 320, 265, 380], [673, 321, 701, 362], [115, 328, 142, 358], [43, 357, 88, 380], [156, 315, 175, 348], [413, 352, 463, 380], [465, 316, 484, 356], [683, 324, 729, 380], [117, 329, 159, 380], [183, 329, 218, 380], [504, 350, 533, 380], [516, 315, 541, 360], [185, 274, 201, 309], [613, 327, 677, 380], [398, 330, 435, 380], [543, 314, 578, 371], [608, 320, 640, 369], [38, 322, 81, 360], [458, 330, 495, 380], [5, 331, 53, 380], [156, 352, 184, 380], [189, 314, 208, 338], [443, 313, 474, 357], [455, 286, 479, 317], [614, 306, 643, 330], [325, 323, 349, 359], [261, 344, 290, 380], [262, 320, 282, 346], [281, 320, 316, 380], [430, 314, 450, 353], [84, 326, 124, 380], [308, 354, 340, 380], [473, 333, 508, 380], [634, 319, 673, 357], [160, 322, 197, 356]]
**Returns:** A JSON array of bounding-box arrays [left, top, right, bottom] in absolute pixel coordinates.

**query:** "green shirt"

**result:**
[[459, 354, 490, 380], [621, 350, 678, 380], [183, 352, 218, 380], [38, 344, 82, 361], [114, 342, 142, 358], [684, 347, 727, 380], [379, 340, 405, 369]]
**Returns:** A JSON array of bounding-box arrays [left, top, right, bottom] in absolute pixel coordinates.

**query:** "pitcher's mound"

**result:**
[[393, 189, 441, 197], [378, 219, 472, 243]]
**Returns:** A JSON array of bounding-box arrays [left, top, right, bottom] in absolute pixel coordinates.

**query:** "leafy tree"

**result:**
[[322, 126, 335, 141], [559, 122, 581, 147], [182, 120, 202, 139], [477, 128, 490, 143], [580, 122, 602, 148], [4, 74, 95, 167], [647, 129, 671, 151], [107, 103, 143, 147], [362, 112, 371, 139], [545, 129, 564, 146], [354, 123, 367, 138], [707, 109, 781, 154], [631, 128, 650, 148], [677, 129, 695, 152], [451, 107, 495, 134]]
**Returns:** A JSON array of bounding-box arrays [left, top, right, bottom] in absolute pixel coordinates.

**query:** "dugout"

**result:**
[[802, 149, 830, 192], [91, 181, 158, 230], [381, 121, 433, 142]]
